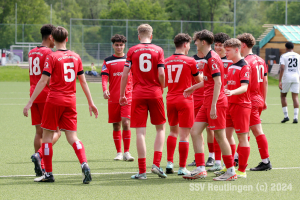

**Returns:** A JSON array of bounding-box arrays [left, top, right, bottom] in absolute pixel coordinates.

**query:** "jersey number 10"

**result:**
[[256, 65, 264, 83]]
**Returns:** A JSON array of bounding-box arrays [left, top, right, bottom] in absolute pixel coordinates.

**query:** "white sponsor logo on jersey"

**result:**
[[228, 80, 236, 85]]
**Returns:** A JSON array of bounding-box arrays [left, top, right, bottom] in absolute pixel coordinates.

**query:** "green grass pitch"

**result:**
[[0, 82, 299, 199]]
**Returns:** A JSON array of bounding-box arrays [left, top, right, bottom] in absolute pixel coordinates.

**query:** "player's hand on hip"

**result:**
[[225, 89, 233, 96], [210, 105, 217, 119], [23, 101, 33, 117], [89, 104, 98, 118], [119, 96, 128, 106], [279, 82, 282, 90], [183, 86, 194, 98], [103, 90, 110, 99]]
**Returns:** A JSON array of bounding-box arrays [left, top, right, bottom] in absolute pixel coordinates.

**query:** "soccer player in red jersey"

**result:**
[[208, 33, 234, 172], [182, 30, 237, 181], [28, 24, 61, 177], [237, 33, 272, 171], [164, 33, 200, 175], [101, 34, 134, 162], [223, 38, 251, 178], [120, 24, 166, 179], [23, 27, 98, 183]]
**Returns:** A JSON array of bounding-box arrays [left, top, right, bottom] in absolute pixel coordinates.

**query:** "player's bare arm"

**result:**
[[158, 67, 165, 89], [183, 81, 204, 98], [279, 64, 285, 90], [193, 74, 201, 83], [211, 75, 222, 119], [225, 83, 248, 96], [23, 74, 49, 117], [78, 74, 98, 118], [119, 66, 130, 106]]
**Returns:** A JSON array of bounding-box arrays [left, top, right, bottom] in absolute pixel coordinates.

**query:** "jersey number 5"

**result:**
[[64, 62, 75, 82], [139, 53, 152, 72], [167, 64, 183, 83], [29, 57, 41, 75], [256, 65, 264, 83]]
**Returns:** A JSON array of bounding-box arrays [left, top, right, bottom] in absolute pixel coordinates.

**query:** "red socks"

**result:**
[[256, 134, 269, 159], [72, 141, 87, 164], [208, 142, 214, 153], [238, 147, 250, 172], [37, 147, 45, 169], [214, 137, 221, 161], [42, 143, 53, 173], [195, 153, 205, 167], [113, 130, 122, 153], [222, 155, 234, 169], [230, 144, 236, 159], [122, 130, 131, 152], [179, 142, 189, 168], [138, 158, 146, 174], [167, 136, 177, 163], [153, 151, 162, 167]]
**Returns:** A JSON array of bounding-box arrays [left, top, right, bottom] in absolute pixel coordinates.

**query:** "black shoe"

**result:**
[[293, 118, 298, 123], [34, 173, 55, 182], [250, 161, 272, 171], [31, 153, 43, 176], [281, 117, 290, 123], [205, 157, 215, 167], [234, 158, 239, 167], [82, 162, 92, 184], [188, 160, 196, 166]]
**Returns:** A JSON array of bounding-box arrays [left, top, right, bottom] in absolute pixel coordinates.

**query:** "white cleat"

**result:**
[[123, 152, 134, 161], [182, 168, 207, 180], [114, 152, 123, 161], [213, 172, 237, 181]]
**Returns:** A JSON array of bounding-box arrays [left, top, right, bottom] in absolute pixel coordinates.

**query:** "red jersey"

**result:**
[[101, 55, 132, 103], [28, 46, 52, 103], [244, 54, 268, 107], [43, 50, 84, 107], [125, 43, 165, 99], [203, 50, 227, 108], [227, 59, 251, 108], [192, 55, 205, 101], [165, 54, 199, 102], [221, 56, 233, 81]]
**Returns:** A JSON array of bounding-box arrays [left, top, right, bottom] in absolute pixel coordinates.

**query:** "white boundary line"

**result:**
[[1, 167, 299, 178]]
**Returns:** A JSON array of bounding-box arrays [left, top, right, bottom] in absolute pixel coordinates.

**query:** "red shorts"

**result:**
[[167, 100, 194, 128], [131, 98, 166, 128], [226, 104, 251, 133], [108, 102, 131, 123], [31, 103, 45, 126], [194, 99, 204, 117], [41, 102, 77, 131], [195, 106, 226, 130], [250, 106, 263, 126]]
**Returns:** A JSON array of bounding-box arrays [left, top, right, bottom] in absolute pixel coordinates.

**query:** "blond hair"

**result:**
[[137, 24, 153, 38], [224, 38, 241, 49]]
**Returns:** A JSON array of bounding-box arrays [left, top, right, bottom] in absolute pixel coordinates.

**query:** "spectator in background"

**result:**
[[85, 63, 98, 76]]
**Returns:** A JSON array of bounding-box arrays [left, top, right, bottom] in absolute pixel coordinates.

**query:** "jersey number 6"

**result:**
[[139, 53, 152, 72]]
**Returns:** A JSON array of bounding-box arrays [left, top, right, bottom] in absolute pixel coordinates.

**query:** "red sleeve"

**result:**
[[101, 61, 109, 75], [42, 55, 53, 76], [240, 65, 250, 84], [125, 49, 132, 68], [190, 59, 199, 76], [102, 75, 108, 92], [158, 49, 165, 68], [209, 59, 221, 77]]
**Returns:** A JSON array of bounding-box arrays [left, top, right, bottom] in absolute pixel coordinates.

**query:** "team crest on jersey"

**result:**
[[233, 69, 236, 74], [102, 65, 107, 70], [196, 64, 199, 69], [244, 72, 249, 77], [44, 62, 49, 69], [224, 63, 228, 68], [212, 63, 218, 70]]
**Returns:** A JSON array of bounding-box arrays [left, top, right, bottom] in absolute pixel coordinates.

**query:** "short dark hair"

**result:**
[[40, 24, 56, 40], [285, 42, 294, 49], [214, 32, 230, 44], [174, 33, 192, 48], [111, 34, 127, 43], [193, 29, 214, 45], [52, 26, 68, 43], [236, 33, 256, 48]]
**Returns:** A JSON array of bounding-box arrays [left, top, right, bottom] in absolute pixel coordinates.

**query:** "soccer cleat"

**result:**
[[34, 173, 55, 182], [208, 163, 223, 172], [81, 162, 92, 184], [214, 167, 227, 176], [250, 161, 272, 171], [123, 152, 134, 161], [114, 152, 123, 160], [188, 160, 196, 166], [236, 170, 247, 178], [293, 118, 298, 124], [234, 158, 239, 167], [205, 157, 215, 167], [31, 153, 43, 177], [166, 161, 174, 174], [131, 173, 147, 180], [281, 117, 289, 123], [182, 168, 207, 180], [213, 172, 237, 181], [178, 167, 190, 175], [151, 164, 167, 178]]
